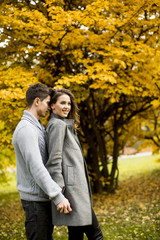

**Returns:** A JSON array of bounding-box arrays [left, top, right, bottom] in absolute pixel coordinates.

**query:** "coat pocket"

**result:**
[[66, 166, 74, 185]]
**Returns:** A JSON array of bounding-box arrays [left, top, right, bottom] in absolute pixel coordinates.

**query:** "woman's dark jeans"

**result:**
[[21, 200, 53, 240], [68, 209, 103, 240]]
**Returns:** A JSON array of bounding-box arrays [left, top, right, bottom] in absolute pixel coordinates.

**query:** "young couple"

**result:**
[[12, 83, 103, 240]]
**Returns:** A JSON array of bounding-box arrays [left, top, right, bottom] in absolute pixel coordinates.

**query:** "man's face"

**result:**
[[37, 95, 51, 118]]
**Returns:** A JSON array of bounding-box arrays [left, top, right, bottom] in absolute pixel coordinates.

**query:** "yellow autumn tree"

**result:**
[[0, 0, 160, 192], [0, 66, 38, 176]]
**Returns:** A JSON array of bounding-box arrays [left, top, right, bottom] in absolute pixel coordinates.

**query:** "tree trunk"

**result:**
[[87, 147, 103, 193], [79, 100, 110, 193], [108, 104, 119, 193]]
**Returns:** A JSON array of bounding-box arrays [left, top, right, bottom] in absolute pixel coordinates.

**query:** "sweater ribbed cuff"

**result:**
[[51, 192, 64, 205]]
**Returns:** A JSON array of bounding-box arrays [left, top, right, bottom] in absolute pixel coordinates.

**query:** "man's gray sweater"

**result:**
[[12, 110, 64, 205]]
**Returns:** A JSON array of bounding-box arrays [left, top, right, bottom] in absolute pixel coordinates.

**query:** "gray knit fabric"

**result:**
[[12, 110, 64, 203], [38, 120, 48, 164], [22, 111, 48, 164]]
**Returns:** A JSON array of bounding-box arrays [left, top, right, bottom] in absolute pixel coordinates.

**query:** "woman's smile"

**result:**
[[51, 94, 71, 118]]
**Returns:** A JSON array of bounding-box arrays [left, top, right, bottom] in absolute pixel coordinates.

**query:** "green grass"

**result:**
[[99, 201, 160, 240], [0, 155, 160, 240], [118, 153, 160, 180]]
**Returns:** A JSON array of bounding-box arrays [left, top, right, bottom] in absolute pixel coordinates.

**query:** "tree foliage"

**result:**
[[0, 0, 160, 192]]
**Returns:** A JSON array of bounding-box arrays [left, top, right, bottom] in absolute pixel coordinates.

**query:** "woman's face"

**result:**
[[51, 94, 71, 118]]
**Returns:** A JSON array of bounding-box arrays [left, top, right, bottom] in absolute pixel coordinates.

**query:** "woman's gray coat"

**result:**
[[46, 113, 92, 226]]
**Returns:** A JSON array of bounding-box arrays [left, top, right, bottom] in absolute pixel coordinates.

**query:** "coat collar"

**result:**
[[50, 113, 75, 127]]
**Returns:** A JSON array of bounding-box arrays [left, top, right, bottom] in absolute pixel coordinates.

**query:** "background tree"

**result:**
[[0, 0, 160, 192], [0, 66, 38, 177], [136, 104, 160, 154]]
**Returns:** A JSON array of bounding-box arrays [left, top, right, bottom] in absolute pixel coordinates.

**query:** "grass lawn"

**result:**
[[118, 153, 160, 180], [0, 154, 160, 240]]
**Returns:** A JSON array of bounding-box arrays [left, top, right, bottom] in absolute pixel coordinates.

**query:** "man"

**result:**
[[12, 83, 72, 240]]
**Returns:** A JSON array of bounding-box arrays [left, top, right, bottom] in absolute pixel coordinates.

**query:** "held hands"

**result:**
[[57, 197, 72, 214]]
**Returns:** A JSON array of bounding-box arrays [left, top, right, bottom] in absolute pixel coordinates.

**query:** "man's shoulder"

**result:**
[[13, 119, 37, 140], [15, 118, 37, 130]]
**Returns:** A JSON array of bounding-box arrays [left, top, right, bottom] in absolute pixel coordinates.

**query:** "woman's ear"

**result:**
[[51, 103, 55, 110]]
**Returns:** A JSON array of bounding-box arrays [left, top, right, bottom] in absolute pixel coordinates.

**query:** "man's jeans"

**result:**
[[68, 208, 103, 240], [21, 200, 53, 240]]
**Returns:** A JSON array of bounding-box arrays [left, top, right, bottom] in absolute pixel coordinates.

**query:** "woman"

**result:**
[[46, 88, 103, 240]]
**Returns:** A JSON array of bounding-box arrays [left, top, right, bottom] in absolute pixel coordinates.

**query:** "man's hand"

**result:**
[[57, 198, 72, 214]]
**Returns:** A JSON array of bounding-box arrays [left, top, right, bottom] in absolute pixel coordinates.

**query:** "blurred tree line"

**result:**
[[0, 0, 160, 193]]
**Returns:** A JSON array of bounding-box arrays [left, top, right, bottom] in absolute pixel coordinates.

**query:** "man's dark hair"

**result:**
[[26, 83, 52, 107]]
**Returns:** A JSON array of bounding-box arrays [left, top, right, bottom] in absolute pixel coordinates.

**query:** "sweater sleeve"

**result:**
[[46, 120, 66, 191], [16, 125, 64, 205]]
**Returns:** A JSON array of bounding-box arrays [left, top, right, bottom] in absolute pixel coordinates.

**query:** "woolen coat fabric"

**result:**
[[46, 113, 92, 226]]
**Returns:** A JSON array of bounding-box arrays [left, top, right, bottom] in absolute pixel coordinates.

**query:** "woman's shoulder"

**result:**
[[47, 116, 67, 129]]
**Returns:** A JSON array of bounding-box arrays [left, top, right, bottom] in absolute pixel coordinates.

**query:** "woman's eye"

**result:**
[[60, 101, 71, 105]]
